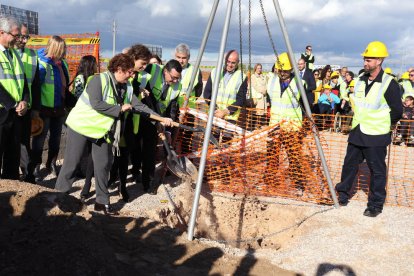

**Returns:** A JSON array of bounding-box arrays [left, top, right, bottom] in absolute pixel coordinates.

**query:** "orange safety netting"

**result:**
[[176, 100, 333, 205], [175, 101, 414, 208], [314, 114, 414, 208], [27, 32, 100, 81]]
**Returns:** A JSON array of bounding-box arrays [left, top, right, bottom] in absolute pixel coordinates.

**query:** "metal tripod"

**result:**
[[182, 0, 340, 241]]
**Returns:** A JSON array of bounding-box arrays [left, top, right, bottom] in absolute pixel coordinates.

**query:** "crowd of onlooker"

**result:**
[[248, 45, 414, 144]]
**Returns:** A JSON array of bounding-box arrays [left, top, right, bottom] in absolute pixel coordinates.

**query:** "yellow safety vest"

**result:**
[[38, 59, 69, 108], [130, 71, 151, 134], [148, 64, 181, 116], [268, 74, 303, 131], [66, 72, 132, 141], [177, 63, 200, 108], [0, 48, 25, 108], [350, 73, 393, 135], [401, 80, 414, 99], [19, 48, 38, 107], [210, 68, 245, 121]]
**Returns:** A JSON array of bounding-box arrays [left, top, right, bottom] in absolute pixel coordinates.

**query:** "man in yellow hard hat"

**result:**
[[335, 41, 403, 217], [266, 52, 308, 194], [401, 69, 414, 99]]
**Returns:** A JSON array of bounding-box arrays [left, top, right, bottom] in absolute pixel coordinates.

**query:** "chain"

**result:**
[[248, 0, 252, 98], [259, 0, 278, 59], [258, 0, 316, 123], [238, 0, 243, 81]]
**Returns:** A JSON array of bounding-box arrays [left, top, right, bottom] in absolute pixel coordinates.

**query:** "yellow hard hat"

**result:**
[[31, 117, 44, 137], [348, 80, 355, 87], [275, 52, 292, 71], [384, 67, 392, 74], [330, 71, 340, 78], [361, 41, 389, 58], [401, 71, 410, 80], [323, 84, 332, 90]]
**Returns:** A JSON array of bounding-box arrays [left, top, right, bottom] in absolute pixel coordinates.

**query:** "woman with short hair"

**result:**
[[55, 53, 172, 215]]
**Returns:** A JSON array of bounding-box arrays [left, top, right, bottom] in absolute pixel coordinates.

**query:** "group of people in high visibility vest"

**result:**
[[0, 13, 404, 217]]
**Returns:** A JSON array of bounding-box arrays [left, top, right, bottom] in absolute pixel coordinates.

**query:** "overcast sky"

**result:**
[[3, 0, 414, 74]]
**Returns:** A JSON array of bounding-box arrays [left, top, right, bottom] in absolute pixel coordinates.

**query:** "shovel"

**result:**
[[158, 131, 189, 179], [149, 114, 220, 147], [131, 108, 219, 147]]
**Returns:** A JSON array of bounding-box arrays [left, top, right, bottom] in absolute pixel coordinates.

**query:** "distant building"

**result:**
[[0, 4, 38, 34], [144, 44, 162, 58]]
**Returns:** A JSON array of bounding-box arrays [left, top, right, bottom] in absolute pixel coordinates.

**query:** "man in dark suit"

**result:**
[[0, 17, 30, 179], [298, 58, 316, 107]]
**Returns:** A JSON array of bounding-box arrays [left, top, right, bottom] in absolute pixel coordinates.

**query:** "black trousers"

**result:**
[[0, 109, 22, 180], [335, 143, 387, 210], [20, 109, 31, 175], [140, 119, 158, 190]]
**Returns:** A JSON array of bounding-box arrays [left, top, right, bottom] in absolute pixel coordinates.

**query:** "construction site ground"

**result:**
[[1, 165, 413, 275]]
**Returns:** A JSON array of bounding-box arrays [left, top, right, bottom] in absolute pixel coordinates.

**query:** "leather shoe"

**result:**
[[363, 207, 382, 217], [94, 203, 119, 215], [338, 199, 349, 206]]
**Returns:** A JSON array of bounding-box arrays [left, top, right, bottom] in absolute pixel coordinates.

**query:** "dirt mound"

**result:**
[[0, 180, 294, 275]]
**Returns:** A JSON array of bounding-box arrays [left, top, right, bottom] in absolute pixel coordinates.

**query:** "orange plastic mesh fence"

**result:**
[[316, 115, 414, 208], [176, 99, 333, 205], [176, 101, 414, 208], [27, 33, 100, 82]]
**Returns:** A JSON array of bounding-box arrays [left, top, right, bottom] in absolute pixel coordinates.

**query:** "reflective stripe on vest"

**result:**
[[20, 48, 38, 107], [66, 72, 132, 140], [211, 68, 244, 121], [149, 64, 162, 99], [129, 73, 150, 134], [132, 93, 142, 134], [38, 59, 69, 108], [268, 74, 302, 129], [178, 63, 199, 108], [137, 71, 151, 89], [158, 81, 181, 115], [351, 73, 392, 135], [0, 49, 25, 107]]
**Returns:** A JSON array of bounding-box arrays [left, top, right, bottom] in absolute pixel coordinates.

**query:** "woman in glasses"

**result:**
[[55, 53, 172, 215]]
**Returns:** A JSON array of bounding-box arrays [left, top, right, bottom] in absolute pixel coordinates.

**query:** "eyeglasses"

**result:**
[[227, 60, 237, 65], [6, 32, 20, 38], [167, 70, 181, 81]]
